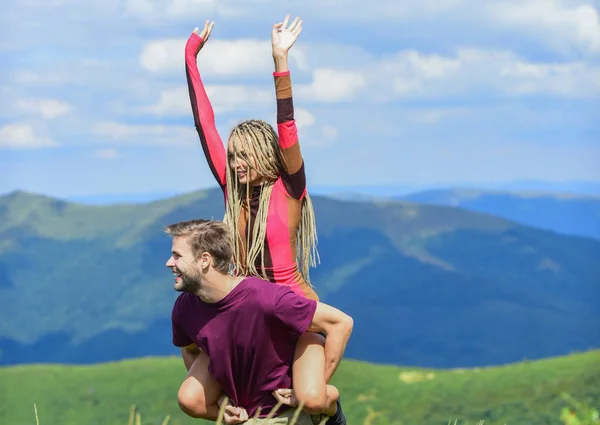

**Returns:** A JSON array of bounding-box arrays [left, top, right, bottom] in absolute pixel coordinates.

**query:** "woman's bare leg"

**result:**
[[287, 332, 339, 416], [177, 351, 224, 420]]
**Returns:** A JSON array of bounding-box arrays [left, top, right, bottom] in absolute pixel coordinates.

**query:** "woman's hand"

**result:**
[[189, 20, 215, 56], [271, 14, 302, 58]]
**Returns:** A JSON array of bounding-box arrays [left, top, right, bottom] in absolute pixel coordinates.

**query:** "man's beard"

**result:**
[[175, 270, 202, 294]]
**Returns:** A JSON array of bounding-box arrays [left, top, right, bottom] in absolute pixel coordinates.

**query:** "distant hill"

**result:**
[[399, 188, 600, 240], [67, 191, 180, 205], [0, 189, 599, 368], [1, 351, 598, 425], [28, 179, 599, 206], [310, 180, 600, 199]]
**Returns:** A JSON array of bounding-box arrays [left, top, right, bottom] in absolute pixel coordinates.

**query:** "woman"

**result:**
[[180, 15, 345, 425]]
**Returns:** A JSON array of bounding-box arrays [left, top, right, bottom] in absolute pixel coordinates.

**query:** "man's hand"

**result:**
[[272, 388, 298, 407], [271, 14, 302, 58], [217, 394, 248, 424], [222, 405, 249, 424]]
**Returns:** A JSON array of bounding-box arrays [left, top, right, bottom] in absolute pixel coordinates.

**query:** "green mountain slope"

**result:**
[[1, 351, 598, 425], [0, 189, 598, 368]]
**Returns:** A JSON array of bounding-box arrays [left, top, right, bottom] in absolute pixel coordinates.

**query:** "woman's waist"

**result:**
[[254, 263, 319, 301]]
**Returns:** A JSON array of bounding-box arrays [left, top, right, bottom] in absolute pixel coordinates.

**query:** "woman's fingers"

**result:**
[[205, 21, 214, 41], [272, 22, 283, 34], [292, 20, 303, 37], [199, 20, 214, 41], [288, 16, 300, 32]]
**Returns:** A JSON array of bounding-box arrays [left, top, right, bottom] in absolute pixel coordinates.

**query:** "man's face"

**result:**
[[165, 236, 203, 293]]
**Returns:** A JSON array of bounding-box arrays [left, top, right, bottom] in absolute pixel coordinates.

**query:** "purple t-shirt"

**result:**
[[171, 276, 318, 418]]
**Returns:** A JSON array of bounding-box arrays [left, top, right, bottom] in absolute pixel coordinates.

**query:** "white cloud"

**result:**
[[13, 71, 71, 86], [295, 108, 316, 130], [123, 0, 248, 22], [127, 0, 600, 57], [289, 0, 600, 56], [92, 121, 197, 146], [138, 44, 600, 116], [0, 123, 57, 149], [140, 38, 308, 76], [141, 86, 191, 116], [142, 84, 273, 116], [486, 0, 600, 55], [408, 108, 469, 125], [297, 69, 367, 103], [322, 125, 338, 140], [16, 98, 72, 119], [371, 48, 600, 100], [296, 123, 339, 148], [206, 85, 273, 113], [93, 148, 120, 160]]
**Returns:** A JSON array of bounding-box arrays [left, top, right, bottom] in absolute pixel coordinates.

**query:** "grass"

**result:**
[[1, 350, 599, 425], [26, 395, 600, 425]]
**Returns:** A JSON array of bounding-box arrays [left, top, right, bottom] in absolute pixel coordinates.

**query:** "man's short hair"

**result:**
[[164, 219, 233, 274]]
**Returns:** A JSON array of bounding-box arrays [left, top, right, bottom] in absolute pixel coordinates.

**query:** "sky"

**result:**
[[1, 0, 599, 198]]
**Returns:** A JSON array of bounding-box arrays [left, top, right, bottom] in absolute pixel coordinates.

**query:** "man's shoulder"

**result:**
[[172, 292, 196, 317], [238, 277, 297, 309], [241, 276, 293, 295], [174, 291, 195, 304]]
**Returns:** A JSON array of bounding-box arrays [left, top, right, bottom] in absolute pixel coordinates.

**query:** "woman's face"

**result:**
[[228, 135, 263, 186]]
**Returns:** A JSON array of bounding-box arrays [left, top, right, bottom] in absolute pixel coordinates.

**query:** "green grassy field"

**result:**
[[1, 350, 598, 425]]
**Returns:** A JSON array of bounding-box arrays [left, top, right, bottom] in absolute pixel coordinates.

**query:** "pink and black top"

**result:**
[[184, 32, 319, 301]]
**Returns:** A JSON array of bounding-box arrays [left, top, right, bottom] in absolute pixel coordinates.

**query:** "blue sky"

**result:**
[[1, 0, 599, 198]]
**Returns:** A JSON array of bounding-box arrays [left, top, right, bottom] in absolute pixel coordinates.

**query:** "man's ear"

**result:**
[[200, 252, 212, 270]]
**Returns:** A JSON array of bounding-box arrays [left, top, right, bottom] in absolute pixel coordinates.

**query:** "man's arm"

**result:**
[[180, 343, 201, 371], [306, 302, 353, 382]]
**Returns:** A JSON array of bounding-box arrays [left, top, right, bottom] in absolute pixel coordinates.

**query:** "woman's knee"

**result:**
[[293, 333, 327, 413], [295, 385, 327, 414], [177, 381, 205, 417]]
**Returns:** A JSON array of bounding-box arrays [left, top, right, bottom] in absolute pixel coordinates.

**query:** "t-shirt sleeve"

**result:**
[[271, 286, 318, 337], [172, 294, 193, 348]]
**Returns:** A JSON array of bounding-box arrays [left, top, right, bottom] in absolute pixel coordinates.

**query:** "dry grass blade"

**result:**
[[253, 407, 263, 419], [363, 406, 385, 425], [317, 415, 329, 425], [160, 415, 171, 425], [135, 411, 141, 425], [128, 405, 136, 425], [216, 396, 228, 425], [265, 400, 284, 420], [289, 401, 306, 425], [33, 403, 39, 425]]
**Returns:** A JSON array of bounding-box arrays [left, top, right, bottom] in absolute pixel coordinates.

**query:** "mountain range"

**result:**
[[0, 188, 598, 368]]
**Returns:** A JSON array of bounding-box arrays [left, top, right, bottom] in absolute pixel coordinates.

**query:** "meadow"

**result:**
[[1, 350, 599, 425]]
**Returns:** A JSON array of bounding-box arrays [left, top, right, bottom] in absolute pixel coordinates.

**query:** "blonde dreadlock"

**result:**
[[224, 119, 319, 287]]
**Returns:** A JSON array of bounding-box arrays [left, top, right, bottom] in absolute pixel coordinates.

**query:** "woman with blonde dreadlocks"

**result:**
[[180, 15, 346, 425]]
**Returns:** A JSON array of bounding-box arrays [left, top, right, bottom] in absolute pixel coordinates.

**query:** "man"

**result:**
[[165, 219, 353, 425]]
